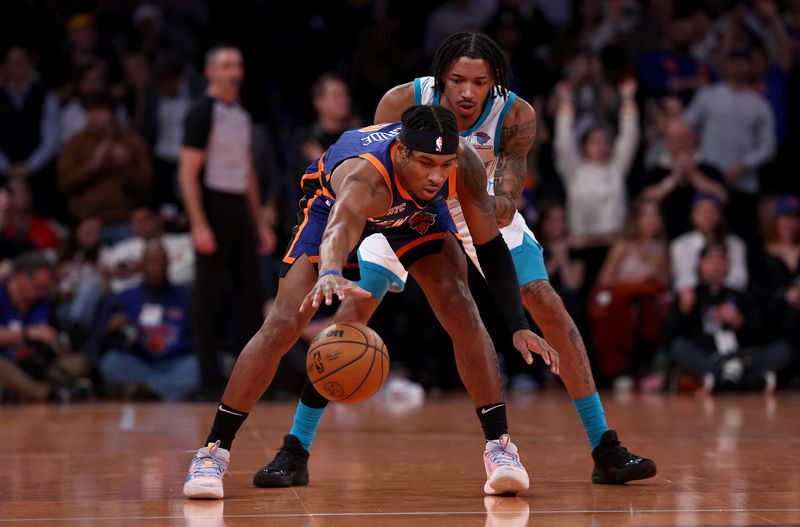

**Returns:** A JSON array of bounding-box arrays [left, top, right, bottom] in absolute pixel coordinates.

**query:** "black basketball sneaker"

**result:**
[[591, 430, 657, 484], [252, 434, 310, 487]]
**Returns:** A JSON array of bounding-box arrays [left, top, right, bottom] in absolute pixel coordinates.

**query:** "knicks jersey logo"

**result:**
[[410, 212, 437, 235], [475, 131, 491, 145]]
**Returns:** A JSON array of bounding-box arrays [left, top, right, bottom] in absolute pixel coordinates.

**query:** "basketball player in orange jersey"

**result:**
[[257, 32, 655, 488], [183, 104, 559, 499]]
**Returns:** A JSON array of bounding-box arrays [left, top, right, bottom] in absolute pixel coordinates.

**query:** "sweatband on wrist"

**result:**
[[474, 234, 530, 333], [318, 269, 343, 279], [398, 127, 459, 155]]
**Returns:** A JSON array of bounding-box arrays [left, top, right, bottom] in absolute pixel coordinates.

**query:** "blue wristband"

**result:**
[[319, 269, 343, 279]]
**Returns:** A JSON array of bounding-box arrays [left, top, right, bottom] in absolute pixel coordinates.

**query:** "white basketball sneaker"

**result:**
[[183, 441, 230, 499], [483, 434, 529, 495]]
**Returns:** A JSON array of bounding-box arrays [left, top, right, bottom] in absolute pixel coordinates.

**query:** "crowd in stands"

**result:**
[[2, 0, 800, 402]]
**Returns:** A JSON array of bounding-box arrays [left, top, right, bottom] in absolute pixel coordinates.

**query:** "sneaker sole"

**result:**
[[592, 461, 657, 484], [183, 482, 224, 499], [252, 472, 309, 488], [484, 469, 529, 495]]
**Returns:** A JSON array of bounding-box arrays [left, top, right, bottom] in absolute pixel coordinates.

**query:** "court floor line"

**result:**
[[3, 507, 800, 522], [119, 404, 136, 431]]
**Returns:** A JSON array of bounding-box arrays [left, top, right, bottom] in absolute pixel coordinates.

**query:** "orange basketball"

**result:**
[[306, 322, 389, 404]]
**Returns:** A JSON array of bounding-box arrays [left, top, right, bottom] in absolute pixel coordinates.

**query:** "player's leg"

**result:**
[[409, 235, 503, 407], [184, 254, 318, 499], [217, 254, 319, 413], [183, 207, 326, 501], [507, 221, 656, 484], [253, 234, 407, 487], [408, 234, 528, 495]]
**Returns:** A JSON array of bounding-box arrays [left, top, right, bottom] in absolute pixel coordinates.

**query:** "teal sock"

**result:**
[[289, 401, 326, 451], [573, 392, 609, 450]]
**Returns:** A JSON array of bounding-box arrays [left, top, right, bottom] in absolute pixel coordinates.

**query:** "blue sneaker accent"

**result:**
[[289, 402, 327, 451], [573, 393, 609, 450]]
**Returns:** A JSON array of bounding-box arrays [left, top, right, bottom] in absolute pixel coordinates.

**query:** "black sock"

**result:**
[[300, 378, 330, 409], [206, 403, 249, 450], [476, 402, 508, 441]]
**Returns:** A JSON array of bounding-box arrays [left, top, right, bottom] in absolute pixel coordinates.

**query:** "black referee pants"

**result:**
[[194, 189, 265, 387]]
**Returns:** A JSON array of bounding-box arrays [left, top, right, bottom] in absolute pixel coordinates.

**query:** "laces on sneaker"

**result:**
[[188, 441, 228, 479], [486, 439, 524, 469], [488, 449, 523, 468], [604, 442, 641, 466], [265, 448, 296, 472]]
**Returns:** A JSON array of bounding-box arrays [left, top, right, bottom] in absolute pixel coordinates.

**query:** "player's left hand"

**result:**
[[512, 330, 559, 375], [300, 272, 372, 312]]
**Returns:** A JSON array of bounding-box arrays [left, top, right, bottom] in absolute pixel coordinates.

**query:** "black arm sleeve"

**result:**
[[474, 234, 530, 334], [183, 96, 214, 149]]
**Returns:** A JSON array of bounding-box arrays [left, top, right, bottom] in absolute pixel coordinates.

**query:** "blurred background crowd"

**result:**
[[1, 0, 800, 403]]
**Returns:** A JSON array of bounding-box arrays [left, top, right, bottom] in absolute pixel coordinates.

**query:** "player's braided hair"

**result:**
[[431, 32, 510, 98], [401, 104, 458, 135]]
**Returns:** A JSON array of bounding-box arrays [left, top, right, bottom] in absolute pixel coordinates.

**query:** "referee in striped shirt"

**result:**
[[179, 43, 274, 394]]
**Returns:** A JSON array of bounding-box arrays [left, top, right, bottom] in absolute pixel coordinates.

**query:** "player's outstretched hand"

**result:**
[[512, 330, 559, 375], [300, 272, 372, 313]]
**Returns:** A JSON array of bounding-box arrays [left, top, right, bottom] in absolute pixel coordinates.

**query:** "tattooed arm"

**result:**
[[493, 98, 537, 228], [457, 138, 502, 244], [457, 138, 560, 371]]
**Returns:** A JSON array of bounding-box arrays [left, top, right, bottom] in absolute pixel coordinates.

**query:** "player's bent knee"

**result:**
[[259, 307, 305, 341], [435, 286, 482, 331], [522, 280, 567, 318]]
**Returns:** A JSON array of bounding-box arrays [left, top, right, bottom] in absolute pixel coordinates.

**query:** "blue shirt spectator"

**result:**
[[112, 282, 192, 363], [0, 252, 90, 402], [98, 240, 199, 400], [0, 282, 51, 361]]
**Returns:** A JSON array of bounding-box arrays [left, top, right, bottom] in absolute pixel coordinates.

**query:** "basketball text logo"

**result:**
[[386, 203, 407, 216], [360, 126, 401, 147]]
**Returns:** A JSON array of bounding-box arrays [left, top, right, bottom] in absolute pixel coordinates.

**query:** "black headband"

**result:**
[[398, 127, 459, 155]]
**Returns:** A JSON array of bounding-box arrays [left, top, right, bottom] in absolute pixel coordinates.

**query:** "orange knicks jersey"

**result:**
[[284, 122, 458, 269]]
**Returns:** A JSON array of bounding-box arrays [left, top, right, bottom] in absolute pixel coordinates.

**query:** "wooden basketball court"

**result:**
[[2, 392, 799, 526]]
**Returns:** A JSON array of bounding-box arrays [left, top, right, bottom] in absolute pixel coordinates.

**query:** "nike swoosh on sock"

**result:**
[[218, 405, 245, 417]]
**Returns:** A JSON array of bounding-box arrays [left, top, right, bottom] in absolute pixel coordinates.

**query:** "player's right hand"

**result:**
[[512, 329, 559, 375], [300, 272, 372, 313]]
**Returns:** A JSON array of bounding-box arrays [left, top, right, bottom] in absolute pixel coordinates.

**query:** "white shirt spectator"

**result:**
[[555, 110, 639, 237], [670, 230, 748, 291], [101, 234, 194, 293]]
